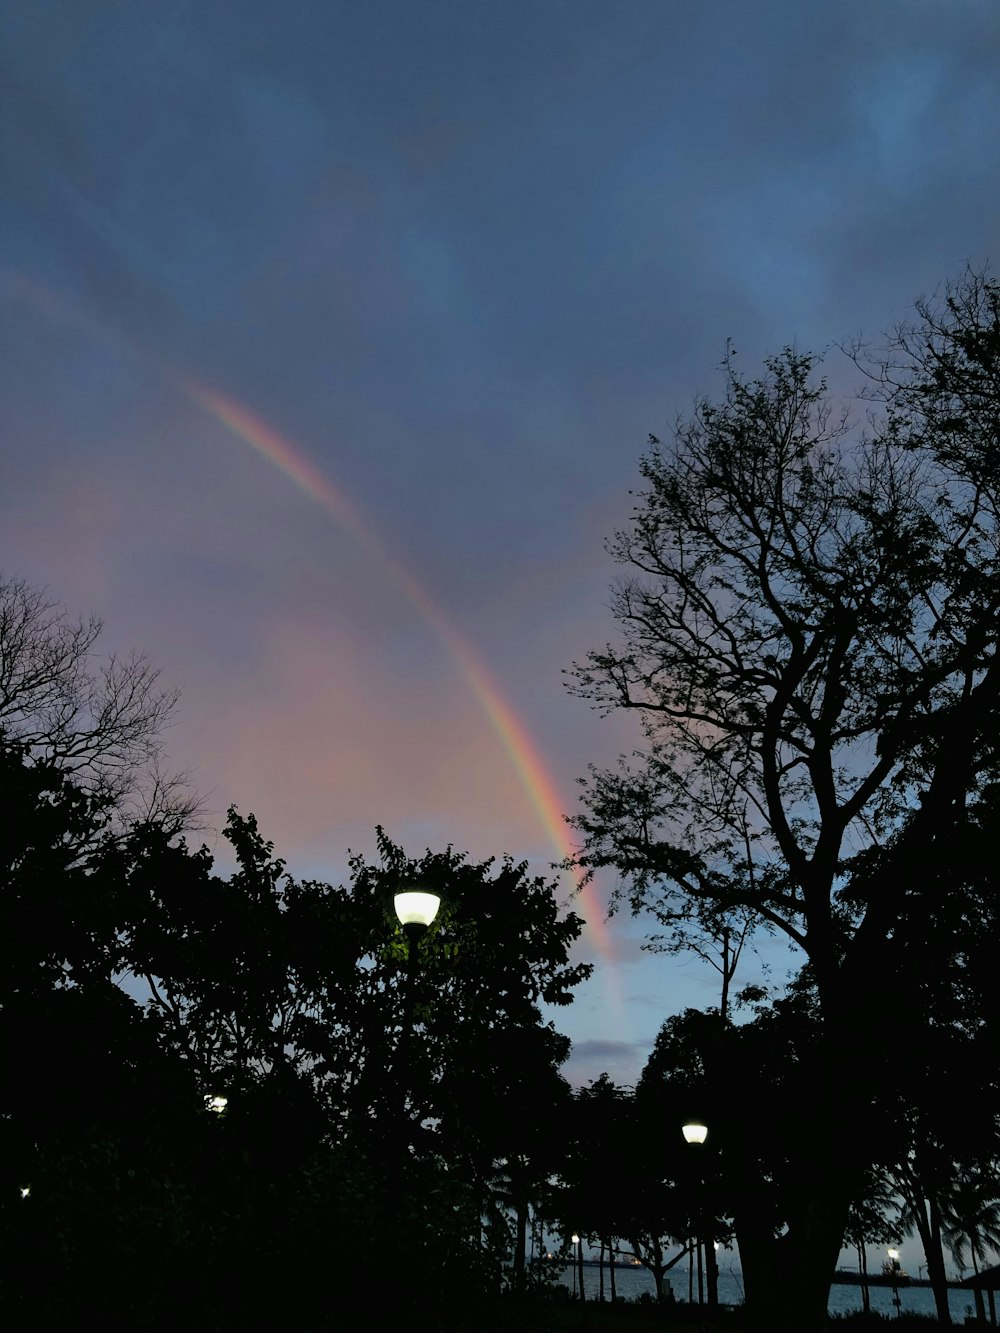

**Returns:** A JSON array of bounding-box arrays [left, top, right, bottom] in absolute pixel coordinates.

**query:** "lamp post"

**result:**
[[682, 1120, 717, 1309], [393, 890, 441, 1025], [887, 1247, 902, 1315], [392, 890, 441, 1138], [571, 1233, 585, 1300]]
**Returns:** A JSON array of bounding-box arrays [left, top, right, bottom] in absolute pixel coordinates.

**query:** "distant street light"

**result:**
[[204, 1094, 228, 1115], [571, 1234, 582, 1299], [682, 1120, 708, 1145], [886, 1247, 903, 1315]]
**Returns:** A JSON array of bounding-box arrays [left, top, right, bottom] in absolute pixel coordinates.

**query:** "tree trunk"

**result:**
[[512, 1195, 527, 1293], [906, 1192, 952, 1326], [688, 1239, 694, 1301], [697, 1233, 704, 1304], [972, 1252, 987, 1322], [707, 1236, 719, 1309], [734, 1183, 849, 1333], [927, 1195, 954, 1325]]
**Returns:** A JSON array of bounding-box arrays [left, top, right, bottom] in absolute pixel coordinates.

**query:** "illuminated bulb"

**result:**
[[205, 1094, 228, 1114], [393, 891, 441, 929], [683, 1121, 708, 1144]]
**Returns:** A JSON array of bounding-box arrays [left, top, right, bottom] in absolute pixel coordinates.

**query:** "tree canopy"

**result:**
[[0, 674, 591, 1328], [0, 573, 196, 833], [569, 267, 1000, 1331]]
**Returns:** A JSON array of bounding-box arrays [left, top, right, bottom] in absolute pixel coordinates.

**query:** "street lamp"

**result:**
[[887, 1247, 903, 1315], [393, 890, 441, 1020], [683, 1120, 714, 1308], [393, 890, 441, 944], [204, 1094, 228, 1115], [392, 890, 441, 1139]]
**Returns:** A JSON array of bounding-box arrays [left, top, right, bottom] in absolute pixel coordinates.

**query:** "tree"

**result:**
[[555, 1076, 695, 1305], [842, 1170, 902, 1315], [343, 828, 590, 1279], [0, 574, 196, 833], [115, 812, 592, 1300], [2, 737, 592, 1328], [0, 738, 207, 1329], [569, 268, 1000, 1331], [941, 1169, 1000, 1322]]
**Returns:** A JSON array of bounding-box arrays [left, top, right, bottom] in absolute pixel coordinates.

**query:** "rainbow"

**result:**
[[183, 381, 612, 959], [2, 265, 613, 963]]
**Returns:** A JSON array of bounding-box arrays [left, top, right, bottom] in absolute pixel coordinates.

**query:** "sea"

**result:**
[[555, 1261, 985, 1322]]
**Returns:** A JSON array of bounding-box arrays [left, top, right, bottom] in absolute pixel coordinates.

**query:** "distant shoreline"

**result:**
[[558, 1260, 967, 1292], [832, 1271, 966, 1290]]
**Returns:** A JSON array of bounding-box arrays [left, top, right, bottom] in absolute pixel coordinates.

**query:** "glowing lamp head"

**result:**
[[571, 1234, 580, 1245], [205, 1094, 228, 1115], [887, 1248, 900, 1261], [394, 891, 441, 930], [20, 1185, 30, 1199], [682, 1120, 708, 1145]]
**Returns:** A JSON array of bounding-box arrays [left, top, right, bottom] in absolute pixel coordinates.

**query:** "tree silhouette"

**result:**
[[0, 573, 196, 832], [569, 267, 1000, 1331], [941, 1170, 1000, 1321]]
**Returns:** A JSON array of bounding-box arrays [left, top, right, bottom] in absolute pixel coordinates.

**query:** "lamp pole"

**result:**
[[392, 890, 441, 1138], [682, 1121, 717, 1310], [571, 1233, 586, 1301], [887, 1247, 902, 1315]]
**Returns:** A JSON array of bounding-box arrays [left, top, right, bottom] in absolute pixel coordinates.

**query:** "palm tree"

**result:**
[[844, 1169, 902, 1315], [941, 1169, 1000, 1323]]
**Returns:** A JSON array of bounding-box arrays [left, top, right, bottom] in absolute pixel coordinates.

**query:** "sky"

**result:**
[[2, 0, 999, 1240]]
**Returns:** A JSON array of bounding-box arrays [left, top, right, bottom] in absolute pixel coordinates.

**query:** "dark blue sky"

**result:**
[[2, 0, 999, 1098]]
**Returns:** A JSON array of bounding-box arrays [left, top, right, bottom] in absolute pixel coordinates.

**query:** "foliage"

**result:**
[[0, 573, 195, 831], [940, 1169, 1000, 1277], [553, 1073, 703, 1303], [1, 688, 592, 1328], [569, 268, 1000, 997], [568, 267, 1000, 1328]]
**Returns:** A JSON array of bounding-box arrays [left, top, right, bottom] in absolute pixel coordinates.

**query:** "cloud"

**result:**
[[562, 1037, 651, 1089]]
